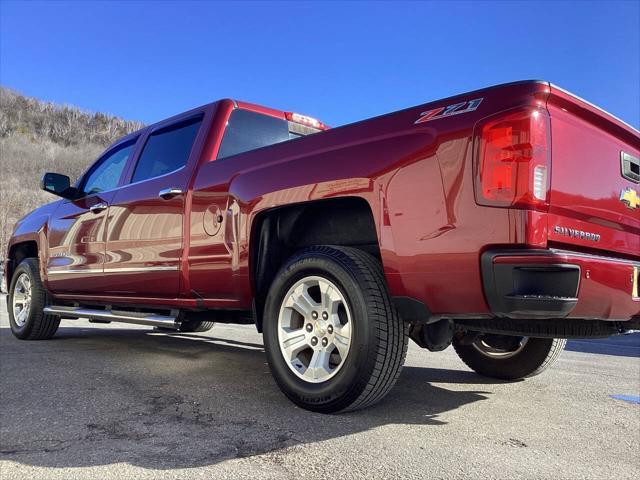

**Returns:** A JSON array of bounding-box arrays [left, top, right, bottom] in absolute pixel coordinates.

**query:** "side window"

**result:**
[[131, 115, 203, 183], [217, 109, 293, 159], [81, 141, 136, 196]]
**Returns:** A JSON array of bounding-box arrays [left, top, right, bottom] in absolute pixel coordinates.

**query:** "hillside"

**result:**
[[0, 87, 144, 258]]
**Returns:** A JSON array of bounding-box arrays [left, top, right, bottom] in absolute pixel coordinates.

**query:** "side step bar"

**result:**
[[43, 306, 180, 329]]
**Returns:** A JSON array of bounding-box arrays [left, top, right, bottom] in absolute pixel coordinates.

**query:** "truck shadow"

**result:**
[[0, 325, 494, 471]]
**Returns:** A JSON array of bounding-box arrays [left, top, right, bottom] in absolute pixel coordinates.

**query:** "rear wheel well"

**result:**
[[250, 197, 380, 331], [7, 241, 39, 286]]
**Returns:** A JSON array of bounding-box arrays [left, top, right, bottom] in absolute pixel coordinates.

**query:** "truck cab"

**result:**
[[24, 101, 326, 303]]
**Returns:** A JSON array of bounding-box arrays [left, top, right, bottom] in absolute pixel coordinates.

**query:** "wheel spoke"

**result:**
[[280, 328, 308, 360], [319, 279, 342, 312], [285, 284, 317, 317], [334, 320, 351, 340], [12, 291, 26, 303], [16, 307, 27, 324], [304, 349, 331, 380], [333, 322, 351, 359], [333, 335, 350, 359]]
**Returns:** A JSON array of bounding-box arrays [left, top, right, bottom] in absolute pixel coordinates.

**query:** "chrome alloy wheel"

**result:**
[[472, 335, 529, 359], [277, 276, 353, 383], [12, 273, 32, 327]]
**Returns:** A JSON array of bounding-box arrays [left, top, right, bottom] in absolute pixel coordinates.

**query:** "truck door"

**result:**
[[102, 114, 205, 297], [46, 139, 137, 293], [188, 107, 303, 303]]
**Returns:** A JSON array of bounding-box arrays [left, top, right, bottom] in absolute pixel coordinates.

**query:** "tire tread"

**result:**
[[297, 246, 408, 412], [453, 336, 566, 380], [9, 258, 60, 340]]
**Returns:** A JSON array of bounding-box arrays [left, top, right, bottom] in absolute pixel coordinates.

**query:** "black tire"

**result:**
[[263, 245, 409, 413], [453, 334, 566, 380], [155, 320, 215, 333], [7, 258, 60, 340], [177, 319, 215, 333]]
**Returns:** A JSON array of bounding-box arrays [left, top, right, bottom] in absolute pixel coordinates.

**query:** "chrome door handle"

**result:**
[[158, 188, 184, 200], [89, 202, 108, 214]]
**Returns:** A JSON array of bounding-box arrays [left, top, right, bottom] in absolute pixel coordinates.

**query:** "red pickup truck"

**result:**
[[4, 80, 639, 412]]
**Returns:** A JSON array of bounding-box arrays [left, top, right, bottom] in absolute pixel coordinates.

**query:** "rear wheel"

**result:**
[[263, 245, 409, 413], [8, 258, 60, 340], [453, 333, 566, 380]]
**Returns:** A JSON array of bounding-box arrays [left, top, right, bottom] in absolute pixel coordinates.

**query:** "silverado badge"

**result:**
[[619, 187, 639, 210]]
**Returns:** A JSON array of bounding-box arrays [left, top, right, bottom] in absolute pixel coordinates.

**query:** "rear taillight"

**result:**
[[474, 107, 551, 209]]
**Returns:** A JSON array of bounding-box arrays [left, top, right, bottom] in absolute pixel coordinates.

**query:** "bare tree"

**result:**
[[0, 86, 145, 260]]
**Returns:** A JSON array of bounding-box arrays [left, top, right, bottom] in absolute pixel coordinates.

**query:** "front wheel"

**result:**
[[453, 334, 566, 380], [263, 246, 409, 413], [8, 258, 60, 340]]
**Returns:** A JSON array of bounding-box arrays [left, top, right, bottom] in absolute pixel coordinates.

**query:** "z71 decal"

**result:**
[[414, 98, 483, 124]]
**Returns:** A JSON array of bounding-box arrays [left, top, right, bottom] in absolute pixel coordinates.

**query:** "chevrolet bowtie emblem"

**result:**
[[620, 187, 639, 210]]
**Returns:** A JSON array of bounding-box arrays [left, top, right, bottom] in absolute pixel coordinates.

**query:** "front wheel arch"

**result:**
[[6, 240, 39, 289]]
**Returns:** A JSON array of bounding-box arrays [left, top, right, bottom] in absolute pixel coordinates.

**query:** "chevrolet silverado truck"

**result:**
[[4, 80, 639, 413]]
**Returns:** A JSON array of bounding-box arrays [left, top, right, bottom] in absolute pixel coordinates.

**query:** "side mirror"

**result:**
[[40, 173, 77, 199]]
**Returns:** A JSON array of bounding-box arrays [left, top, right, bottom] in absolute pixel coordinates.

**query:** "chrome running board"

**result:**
[[43, 306, 180, 329]]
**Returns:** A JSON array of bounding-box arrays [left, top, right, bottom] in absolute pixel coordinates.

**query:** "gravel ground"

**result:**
[[0, 294, 639, 480]]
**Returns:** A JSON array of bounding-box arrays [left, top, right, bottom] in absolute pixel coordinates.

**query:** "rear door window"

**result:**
[[217, 109, 297, 159], [131, 115, 203, 183]]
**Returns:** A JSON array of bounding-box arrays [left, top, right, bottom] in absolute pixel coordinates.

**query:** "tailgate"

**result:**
[[546, 84, 640, 258]]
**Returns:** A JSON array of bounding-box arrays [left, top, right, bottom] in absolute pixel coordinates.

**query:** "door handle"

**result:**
[[89, 202, 108, 214], [158, 188, 184, 200]]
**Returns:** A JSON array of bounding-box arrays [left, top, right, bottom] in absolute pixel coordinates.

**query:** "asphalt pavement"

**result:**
[[0, 294, 638, 479]]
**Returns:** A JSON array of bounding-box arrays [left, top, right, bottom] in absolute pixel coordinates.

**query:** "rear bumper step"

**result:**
[[482, 250, 581, 319], [482, 249, 640, 320], [43, 306, 180, 329]]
